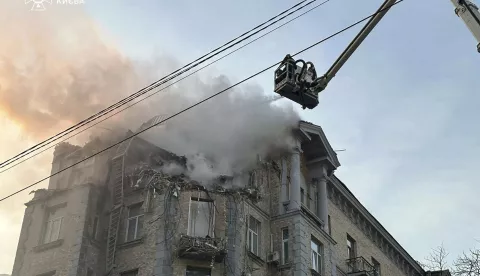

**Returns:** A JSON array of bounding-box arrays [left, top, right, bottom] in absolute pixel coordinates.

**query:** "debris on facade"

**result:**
[[11, 121, 443, 276]]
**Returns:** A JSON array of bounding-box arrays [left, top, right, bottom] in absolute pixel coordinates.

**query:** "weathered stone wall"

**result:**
[[12, 184, 92, 276], [328, 199, 407, 276]]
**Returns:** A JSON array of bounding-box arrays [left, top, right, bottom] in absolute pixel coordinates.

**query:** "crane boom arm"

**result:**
[[315, 0, 397, 92], [451, 0, 480, 52]]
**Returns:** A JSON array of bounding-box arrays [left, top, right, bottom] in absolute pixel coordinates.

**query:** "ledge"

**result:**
[[33, 239, 64, 253], [118, 237, 144, 249], [247, 251, 265, 265]]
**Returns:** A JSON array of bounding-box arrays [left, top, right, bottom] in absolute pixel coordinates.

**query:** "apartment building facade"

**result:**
[[12, 121, 427, 276]]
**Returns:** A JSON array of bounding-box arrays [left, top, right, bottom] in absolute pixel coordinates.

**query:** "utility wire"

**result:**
[[0, 0, 405, 202], [0, 0, 319, 170], [0, 0, 329, 174]]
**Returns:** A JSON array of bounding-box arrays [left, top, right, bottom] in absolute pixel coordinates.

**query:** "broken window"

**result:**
[[125, 204, 144, 242], [188, 198, 214, 237], [43, 208, 63, 244], [248, 216, 260, 256], [186, 266, 211, 276]]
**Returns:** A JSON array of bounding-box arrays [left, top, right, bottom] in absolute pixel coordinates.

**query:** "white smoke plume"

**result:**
[[0, 1, 300, 185]]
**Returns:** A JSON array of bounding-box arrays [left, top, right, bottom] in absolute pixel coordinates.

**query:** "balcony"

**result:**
[[177, 235, 227, 263], [346, 257, 378, 276]]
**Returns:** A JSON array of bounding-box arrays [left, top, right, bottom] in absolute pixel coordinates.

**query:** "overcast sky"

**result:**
[[1, 0, 479, 273]]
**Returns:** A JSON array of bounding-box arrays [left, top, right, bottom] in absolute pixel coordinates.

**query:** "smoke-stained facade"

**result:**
[[11, 121, 427, 276]]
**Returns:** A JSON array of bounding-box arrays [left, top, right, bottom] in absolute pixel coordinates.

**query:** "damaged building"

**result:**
[[12, 121, 429, 276]]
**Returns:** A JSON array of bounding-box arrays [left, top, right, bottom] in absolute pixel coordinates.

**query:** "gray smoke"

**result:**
[[0, 1, 300, 184], [118, 70, 300, 183]]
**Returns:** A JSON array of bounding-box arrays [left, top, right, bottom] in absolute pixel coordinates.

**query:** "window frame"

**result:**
[[281, 227, 289, 264], [248, 216, 260, 256], [187, 197, 215, 237], [43, 210, 63, 244], [347, 235, 356, 259], [311, 238, 322, 273], [125, 204, 144, 242], [371, 257, 381, 276]]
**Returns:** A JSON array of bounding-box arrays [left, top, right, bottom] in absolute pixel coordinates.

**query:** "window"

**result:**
[[92, 216, 99, 240], [282, 228, 289, 264], [372, 257, 381, 276], [120, 269, 138, 276], [186, 266, 211, 276], [311, 239, 322, 273], [249, 171, 257, 187], [347, 235, 356, 259], [44, 208, 63, 244], [188, 198, 214, 237], [125, 204, 144, 242], [248, 216, 260, 256], [328, 215, 332, 236], [301, 188, 305, 205]]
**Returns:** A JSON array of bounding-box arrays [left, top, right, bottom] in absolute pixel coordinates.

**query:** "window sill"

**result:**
[[311, 268, 321, 276], [247, 251, 265, 265], [118, 237, 144, 249], [33, 239, 64, 253]]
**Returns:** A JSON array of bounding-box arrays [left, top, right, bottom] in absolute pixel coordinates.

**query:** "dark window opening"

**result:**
[[120, 269, 138, 276], [328, 215, 332, 236], [186, 266, 211, 276]]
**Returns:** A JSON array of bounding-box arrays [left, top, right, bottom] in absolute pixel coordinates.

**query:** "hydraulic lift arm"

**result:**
[[274, 0, 398, 109], [274, 0, 480, 110], [451, 0, 480, 52]]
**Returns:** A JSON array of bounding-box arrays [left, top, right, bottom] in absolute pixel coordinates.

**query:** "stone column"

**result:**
[[289, 143, 302, 211], [316, 164, 329, 231]]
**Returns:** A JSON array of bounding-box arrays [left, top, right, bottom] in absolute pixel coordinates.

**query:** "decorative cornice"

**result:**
[[328, 175, 424, 276]]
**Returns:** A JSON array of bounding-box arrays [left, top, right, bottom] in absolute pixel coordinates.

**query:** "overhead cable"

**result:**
[[0, 0, 323, 170], [0, 0, 405, 202], [0, 0, 330, 174]]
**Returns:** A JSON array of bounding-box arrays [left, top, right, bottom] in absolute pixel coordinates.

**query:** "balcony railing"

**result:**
[[346, 256, 378, 276], [177, 235, 226, 263]]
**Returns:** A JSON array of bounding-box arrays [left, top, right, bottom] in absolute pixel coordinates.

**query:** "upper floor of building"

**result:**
[[13, 121, 427, 276]]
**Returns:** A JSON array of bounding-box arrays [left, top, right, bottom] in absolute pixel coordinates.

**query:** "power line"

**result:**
[[0, 0, 405, 202], [0, 0, 330, 174], [0, 0, 321, 170]]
